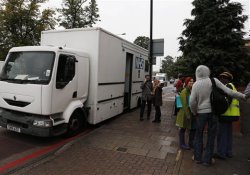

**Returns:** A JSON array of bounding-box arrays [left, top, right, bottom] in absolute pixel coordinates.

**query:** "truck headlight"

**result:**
[[33, 120, 52, 127]]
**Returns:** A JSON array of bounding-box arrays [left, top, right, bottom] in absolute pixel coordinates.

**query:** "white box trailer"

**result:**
[[155, 73, 168, 86], [0, 28, 149, 137]]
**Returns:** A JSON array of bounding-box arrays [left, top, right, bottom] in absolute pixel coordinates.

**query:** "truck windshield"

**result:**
[[157, 77, 166, 81], [0, 51, 55, 84]]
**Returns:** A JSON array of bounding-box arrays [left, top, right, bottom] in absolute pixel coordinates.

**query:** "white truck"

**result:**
[[0, 28, 149, 137], [155, 73, 167, 86], [0, 61, 4, 71]]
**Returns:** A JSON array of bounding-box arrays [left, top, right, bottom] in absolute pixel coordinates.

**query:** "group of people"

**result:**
[[174, 65, 250, 166], [140, 74, 163, 123], [140, 65, 250, 167]]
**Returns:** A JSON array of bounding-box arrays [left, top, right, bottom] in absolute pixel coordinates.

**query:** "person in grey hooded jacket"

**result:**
[[245, 83, 250, 97], [189, 65, 247, 166]]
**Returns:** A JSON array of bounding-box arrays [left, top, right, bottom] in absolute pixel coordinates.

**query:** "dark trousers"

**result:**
[[194, 113, 218, 164], [178, 128, 196, 147], [189, 117, 197, 148], [154, 106, 161, 121], [140, 99, 152, 119], [217, 122, 233, 157]]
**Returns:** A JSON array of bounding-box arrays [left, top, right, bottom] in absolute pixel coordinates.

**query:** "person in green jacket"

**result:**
[[176, 77, 195, 149]]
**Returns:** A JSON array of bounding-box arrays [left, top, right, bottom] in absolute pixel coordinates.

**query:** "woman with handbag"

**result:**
[[176, 77, 195, 149], [152, 79, 162, 123]]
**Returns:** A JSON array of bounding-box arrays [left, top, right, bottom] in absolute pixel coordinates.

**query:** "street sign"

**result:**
[[152, 39, 164, 57]]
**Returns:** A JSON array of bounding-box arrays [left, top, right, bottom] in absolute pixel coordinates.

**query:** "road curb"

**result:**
[[3, 128, 97, 175]]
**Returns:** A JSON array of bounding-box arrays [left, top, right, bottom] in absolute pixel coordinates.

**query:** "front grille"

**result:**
[[4, 99, 31, 107]]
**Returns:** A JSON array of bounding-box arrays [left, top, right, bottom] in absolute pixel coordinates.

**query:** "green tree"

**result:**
[[161, 56, 191, 78], [133, 36, 149, 50], [0, 0, 56, 60], [57, 0, 100, 29], [161, 56, 174, 77], [178, 0, 250, 84]]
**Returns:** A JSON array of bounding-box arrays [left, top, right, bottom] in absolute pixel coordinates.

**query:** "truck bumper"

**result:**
[[0, 109, 67, 137]]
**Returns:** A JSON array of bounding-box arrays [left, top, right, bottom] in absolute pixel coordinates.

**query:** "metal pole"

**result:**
[[149, 0, 153, 80]]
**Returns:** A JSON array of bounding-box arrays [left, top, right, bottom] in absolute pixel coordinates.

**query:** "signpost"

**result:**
[[153, 39, 164, 57]]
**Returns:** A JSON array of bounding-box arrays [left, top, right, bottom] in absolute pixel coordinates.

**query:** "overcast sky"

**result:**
[[43, 0, 250, 59]]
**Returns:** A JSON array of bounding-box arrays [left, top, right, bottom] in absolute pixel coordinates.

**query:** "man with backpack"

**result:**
[[189, 65, 248, 166]]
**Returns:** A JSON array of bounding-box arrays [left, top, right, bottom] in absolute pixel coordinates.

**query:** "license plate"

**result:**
[[7, 124, 21, 133]]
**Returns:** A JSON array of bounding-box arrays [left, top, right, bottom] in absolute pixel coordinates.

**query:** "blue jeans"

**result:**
[[217, 122, 233, 157], [194, 113, 218, 164]]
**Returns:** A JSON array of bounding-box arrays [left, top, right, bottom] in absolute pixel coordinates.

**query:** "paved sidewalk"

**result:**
[[176, 99, 250, 175], [10, 93, 250, 175], [176, 134, 250, 175], [12, 94, 180, 175]]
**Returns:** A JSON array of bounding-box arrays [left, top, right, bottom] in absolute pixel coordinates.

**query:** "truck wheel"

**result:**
[[66, 111, 86, 137]]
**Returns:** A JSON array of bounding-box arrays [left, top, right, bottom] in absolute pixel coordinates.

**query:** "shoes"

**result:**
[[181, 144, 190, 150], [226, 154, 233, 158], [152, 120, 161, 123], [202, 158, 215, 167], [195, 160, 203, 164], [140, 118, 144, 121], [202, 162, 211, 166], [213, 153, 226, 160]]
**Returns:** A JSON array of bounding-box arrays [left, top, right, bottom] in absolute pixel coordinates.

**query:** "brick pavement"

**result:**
[[176, 134, 250, 175], [11, 93, 180, 175], [176, 100, 250, 175]]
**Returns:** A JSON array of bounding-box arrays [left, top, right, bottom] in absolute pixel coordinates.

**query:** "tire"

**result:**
[[66, 110, 86, 137]]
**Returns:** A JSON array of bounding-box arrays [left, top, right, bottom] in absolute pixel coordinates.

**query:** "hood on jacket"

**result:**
[[196, 65, 210, 80]]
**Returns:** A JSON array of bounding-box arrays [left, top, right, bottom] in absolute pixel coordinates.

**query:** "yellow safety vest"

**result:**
[[222, 83, 240, 117]]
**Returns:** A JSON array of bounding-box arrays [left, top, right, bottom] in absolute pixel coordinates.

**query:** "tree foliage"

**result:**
[[161, 56, 175, 78], [133, 36, 149, 50], [161, 56, 192, 78], [0, 0, 56, 60], [178, 0, 250, 84], [57, 0, 100, 29]]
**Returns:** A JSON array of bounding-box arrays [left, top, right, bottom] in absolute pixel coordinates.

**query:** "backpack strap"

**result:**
[[210, 78, 216, 88]]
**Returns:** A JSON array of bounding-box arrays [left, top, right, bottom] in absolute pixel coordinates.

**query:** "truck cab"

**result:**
[[0, 46, 89, 137]]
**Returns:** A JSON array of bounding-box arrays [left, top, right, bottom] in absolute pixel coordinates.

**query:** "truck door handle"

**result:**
[[72, 91, 77, 98]]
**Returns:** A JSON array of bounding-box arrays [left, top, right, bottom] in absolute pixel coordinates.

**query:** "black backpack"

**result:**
[[210, 78, 230, 115]]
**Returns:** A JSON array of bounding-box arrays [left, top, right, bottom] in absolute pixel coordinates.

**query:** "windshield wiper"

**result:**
[[18, 79, 48, 84], [0, 78, 48, 84]]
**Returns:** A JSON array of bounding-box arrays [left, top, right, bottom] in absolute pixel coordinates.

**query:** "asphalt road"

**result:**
[[0, 127, 64, 161]]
